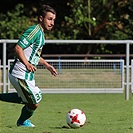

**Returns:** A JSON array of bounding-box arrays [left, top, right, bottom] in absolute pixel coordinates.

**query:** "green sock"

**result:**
[[18, 105, 34, 123], [0, 92, 24, 104]]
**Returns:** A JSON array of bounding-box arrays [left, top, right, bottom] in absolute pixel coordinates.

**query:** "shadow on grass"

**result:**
[[42, 126, 70, 133], [50, 125, 70, 129], [49, 121, 90, 130]]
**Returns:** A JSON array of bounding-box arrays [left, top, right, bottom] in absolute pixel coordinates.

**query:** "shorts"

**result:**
[[9, 73, 42, 104]]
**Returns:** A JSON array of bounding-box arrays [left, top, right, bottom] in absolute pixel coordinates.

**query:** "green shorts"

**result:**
[[9, 73, 42, 104]]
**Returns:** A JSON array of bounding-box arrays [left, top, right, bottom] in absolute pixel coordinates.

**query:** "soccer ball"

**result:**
[[66, 108, 86, 128]]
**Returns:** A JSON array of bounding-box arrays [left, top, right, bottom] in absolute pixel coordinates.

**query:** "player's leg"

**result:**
[[9, 73, 42, 127], [16, 79, 42, 127], [0, 92, 24, 104], [17, 103, 39, 127]]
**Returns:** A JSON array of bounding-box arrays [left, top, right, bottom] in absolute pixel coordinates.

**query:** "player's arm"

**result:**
[[14, 44, 36, 72], [39, 57, 57, 76]]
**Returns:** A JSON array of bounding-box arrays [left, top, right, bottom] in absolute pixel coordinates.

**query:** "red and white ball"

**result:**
[[66, 109, 86, 128]]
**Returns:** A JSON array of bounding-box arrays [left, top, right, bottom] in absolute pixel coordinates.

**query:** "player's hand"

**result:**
[[26, 62, 36, 72], [46, 65, 58, 76]]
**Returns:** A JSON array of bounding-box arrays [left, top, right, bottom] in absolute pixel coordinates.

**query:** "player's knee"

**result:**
[[34, 103, 39, 109], [27, 103, 39, 110]]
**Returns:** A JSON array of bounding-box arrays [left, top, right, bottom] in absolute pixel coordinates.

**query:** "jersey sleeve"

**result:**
[[17, 25, 40, 49]]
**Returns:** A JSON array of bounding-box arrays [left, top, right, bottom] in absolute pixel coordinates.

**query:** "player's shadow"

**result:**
[[50, 125, 70, 129]]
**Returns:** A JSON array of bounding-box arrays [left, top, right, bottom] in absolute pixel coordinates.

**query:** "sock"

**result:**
[[18, 105, 34, 123], [0, 92, 24, 104]]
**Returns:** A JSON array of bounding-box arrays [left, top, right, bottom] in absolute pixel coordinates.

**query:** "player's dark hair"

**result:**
[[38, 5, 56, 22]]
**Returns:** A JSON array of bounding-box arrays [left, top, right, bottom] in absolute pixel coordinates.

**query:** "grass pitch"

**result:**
[[0, 93, 133, 133]]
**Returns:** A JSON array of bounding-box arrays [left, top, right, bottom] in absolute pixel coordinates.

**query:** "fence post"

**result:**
[[58, 57, 61, 74], [3, 42, 6, 93], [126, 43, 130, 100]]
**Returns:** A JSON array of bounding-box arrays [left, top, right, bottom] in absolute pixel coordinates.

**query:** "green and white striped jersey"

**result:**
[[10, 24, 45, 80]]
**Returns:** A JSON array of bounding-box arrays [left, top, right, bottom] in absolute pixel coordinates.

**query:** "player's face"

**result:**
[[39, 12, 56, 31]]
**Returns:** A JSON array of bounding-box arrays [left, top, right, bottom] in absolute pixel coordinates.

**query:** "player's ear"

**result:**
[[39, 16, 43, 22]]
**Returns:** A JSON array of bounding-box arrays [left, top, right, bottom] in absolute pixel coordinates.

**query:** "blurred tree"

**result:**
[[0, 4, 36, 39], [54, 0, 133, 55], [94, 0, 133, 55], [0, 0, 133, 57], [0, 4, 36, 59]]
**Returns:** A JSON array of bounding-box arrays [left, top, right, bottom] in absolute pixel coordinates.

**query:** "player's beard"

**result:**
[[47, 26, 53, 31], [41, 23, 53, 31]]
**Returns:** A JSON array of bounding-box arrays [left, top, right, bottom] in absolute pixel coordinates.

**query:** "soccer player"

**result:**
[[0, 4, 57, 127]]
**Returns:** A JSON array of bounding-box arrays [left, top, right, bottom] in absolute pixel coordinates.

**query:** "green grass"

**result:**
[[0, 93, 133, 133]]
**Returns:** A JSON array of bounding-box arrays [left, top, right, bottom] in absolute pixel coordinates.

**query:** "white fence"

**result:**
[[8, 59, 124, 94], [131, 60, 133, 93], [0, 39, 133, 100]]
